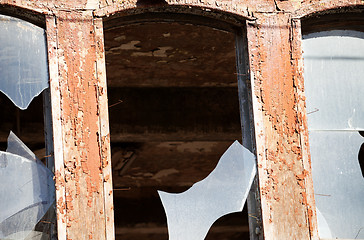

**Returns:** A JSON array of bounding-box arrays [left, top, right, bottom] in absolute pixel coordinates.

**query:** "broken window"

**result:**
[[103, 15, 256, 240], [303, 29, 364, 239], [0, 14, 55, 239], [158, 141, 256, 240]]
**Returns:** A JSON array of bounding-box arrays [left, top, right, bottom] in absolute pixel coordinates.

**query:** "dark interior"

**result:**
[[104, 20, 250, 239]]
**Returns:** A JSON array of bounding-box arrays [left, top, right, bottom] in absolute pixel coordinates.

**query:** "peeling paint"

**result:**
[[55, 10, 107, 239], [1, 0, 361, 239], [109, 40, 141, 51], [152, 168, 179, 181], [246, 12, 319, 240]]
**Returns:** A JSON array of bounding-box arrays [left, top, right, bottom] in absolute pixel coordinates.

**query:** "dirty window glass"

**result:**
[[0, 14, 54, 239], [0, 14, 48, 110], [0, 132, 55, 239], [303, 30, 364, 239], [158, 141, 256, 240]]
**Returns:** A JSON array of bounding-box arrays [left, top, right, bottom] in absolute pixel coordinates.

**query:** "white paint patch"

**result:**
[[107, 40, 141, 53], [131, 51, 153, 57], [114, 35, 126, 41], [157, 142, 218, 153], [153, 47, 173, 57], [85, 0, 99, 9], [152, 169, 179, 181], [131, 47, 173, 58], [156, 60, 168, 64]]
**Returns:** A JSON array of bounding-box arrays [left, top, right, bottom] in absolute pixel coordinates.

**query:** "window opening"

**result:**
[[0, 14, 55, 239], [303, 29, 364, 239], [104, 20, 253, 240]]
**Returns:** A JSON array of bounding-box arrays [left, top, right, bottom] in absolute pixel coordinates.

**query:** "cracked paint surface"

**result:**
[[0, 0, 362, 239], [56, 11, 106, 240]]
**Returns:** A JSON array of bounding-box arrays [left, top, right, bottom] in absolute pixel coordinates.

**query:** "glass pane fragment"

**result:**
[[316, 207, 333, 239], [158, 141, 256, 240], [0, 15, 48, 110], [310, 131, 364, 239], [304, 30, 364, 239], [6, 131, 39, 162], [303, 30, 364, 131], [0, 132, 54, 239]]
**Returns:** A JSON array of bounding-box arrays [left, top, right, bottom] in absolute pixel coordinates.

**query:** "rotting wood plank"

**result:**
[[0, 129, 241, 143], [291, 18, 319, 239], [46, 15, 67, 240], [94, 17, 115, 240], [55, 10, 107, 240], [109, 132, 242, 142], [246, 13, 318, 240]]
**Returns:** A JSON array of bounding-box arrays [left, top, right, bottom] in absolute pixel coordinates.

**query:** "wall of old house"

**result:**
[[0, 0, 363, 239]]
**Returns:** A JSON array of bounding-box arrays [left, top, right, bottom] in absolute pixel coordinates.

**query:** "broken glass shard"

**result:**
[[316, 207, 333, 239], [0, 132, 54, 239], [6, 230, 49, 240], [158, 141, 256, 240], [309, 131, 364, 239], [6, 131, 39, 162], [303, 30, 364, 239], [0, 14, 49, 110]]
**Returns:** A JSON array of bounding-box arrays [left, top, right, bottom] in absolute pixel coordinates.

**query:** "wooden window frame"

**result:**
[[3, 2, 363, 240], [102, 11, 263, 240]]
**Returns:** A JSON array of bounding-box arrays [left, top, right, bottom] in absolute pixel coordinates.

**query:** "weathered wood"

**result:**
[[295, 1, 364, 17], [94, 17, 115, 240], [54, 11, 108, 240], [46, 15, 67, 240], [111, 141, 236, 189], [95, 0, 275, 19], [1, 2, 363, 240], [246, 13, 318, 240], [110, 131, 241, 142], [43, 88, 54, 172], [301, 11, 364, 34], [291, 18, 319, 239], [107, 87, 241, 138], [42, 88, 57, 239], [0, 0, 362, 23], [235, 27, 264, 240], [0, 129, 241, 143]]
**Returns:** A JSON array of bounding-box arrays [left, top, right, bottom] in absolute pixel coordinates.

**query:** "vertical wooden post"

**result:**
[[46, 11, 115, 240], [43, 88, 54, 172], [246, 13, 318, 240], [291, 18, 318, 240], [43, 88, 57, 239], [94, 17, 115, 240], [235, 27, 264, 240], [46, 15, 67, 240]]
